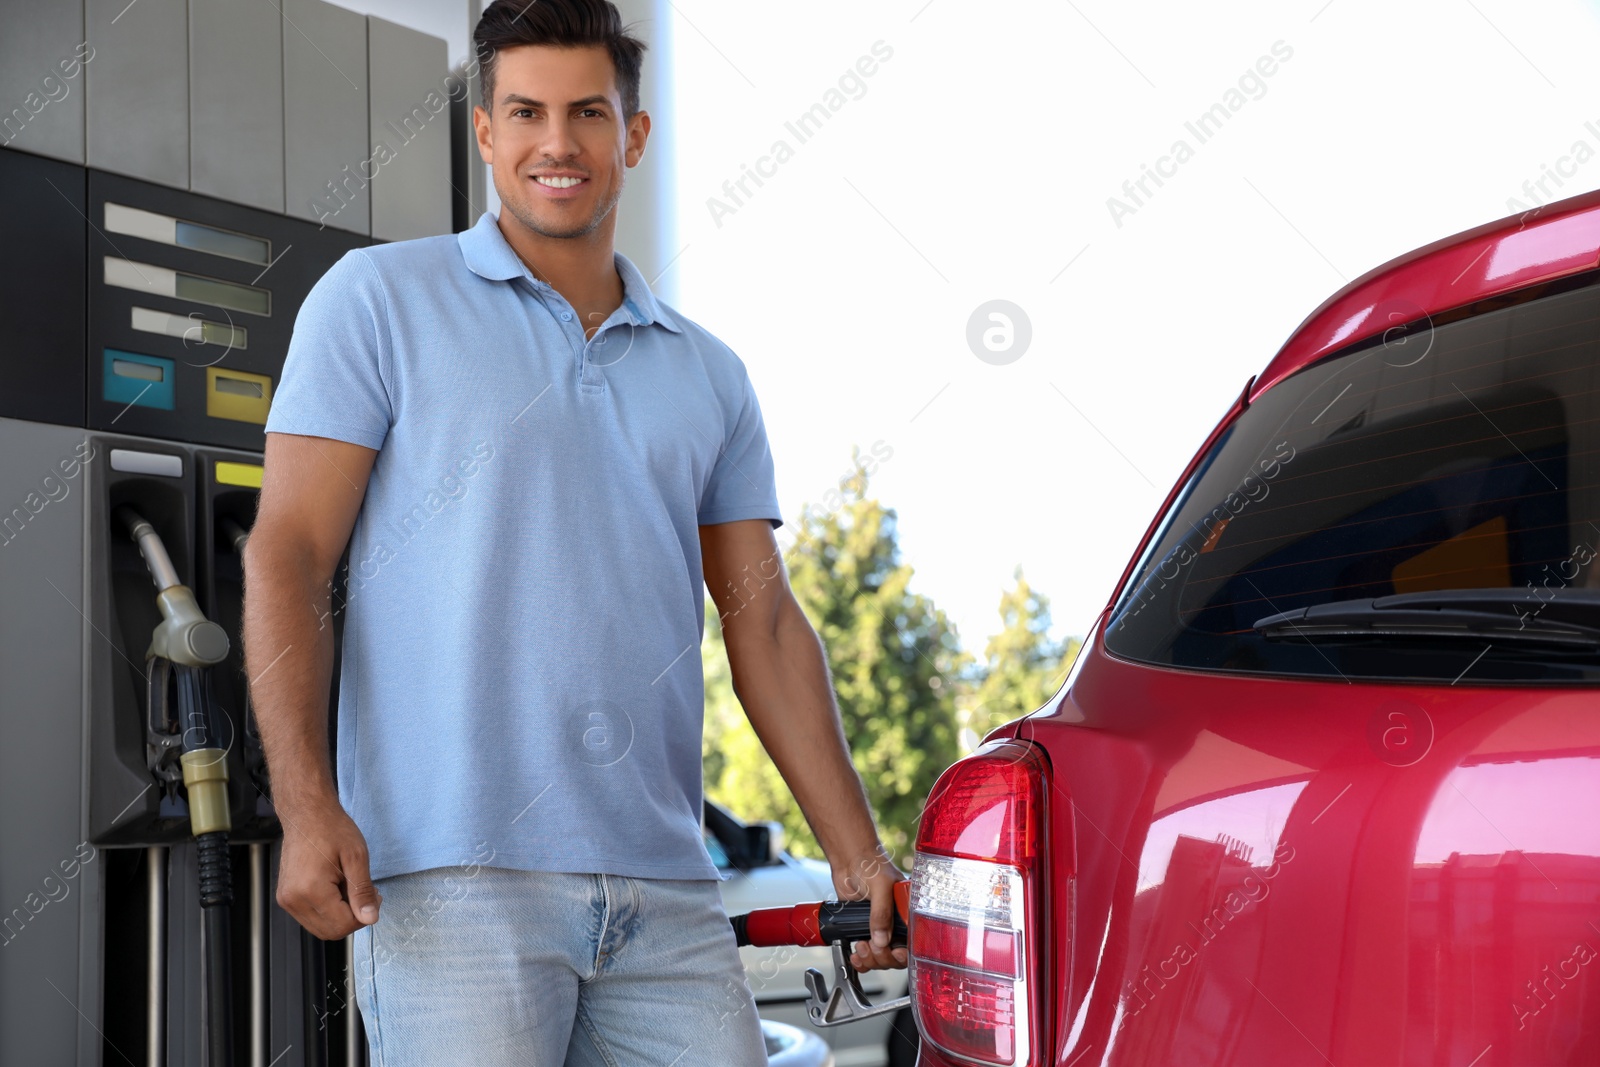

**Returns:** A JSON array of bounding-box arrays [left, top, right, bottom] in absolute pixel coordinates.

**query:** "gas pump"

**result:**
[[0, 14, 453, 1051], [0, 0, 461, 1057], [0, 134, 380, 1064], [0, 0, 465, 1060]]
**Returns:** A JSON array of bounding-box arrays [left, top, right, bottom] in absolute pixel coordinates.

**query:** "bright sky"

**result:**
[[665, 0, 1600, 653]]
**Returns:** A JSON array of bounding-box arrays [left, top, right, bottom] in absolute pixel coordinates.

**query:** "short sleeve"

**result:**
[[263, 250, 394, 450], [697, 366, 784, 528]]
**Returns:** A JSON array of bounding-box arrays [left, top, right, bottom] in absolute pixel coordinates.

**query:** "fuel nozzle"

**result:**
[[114, 505, 230, 669], [218, 515, 250, 558], [730, 879, 911, 949], [728, 880, 913, 1028]]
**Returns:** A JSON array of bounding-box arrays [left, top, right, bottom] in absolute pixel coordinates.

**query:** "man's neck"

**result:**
[[497, 213, 625, 338]]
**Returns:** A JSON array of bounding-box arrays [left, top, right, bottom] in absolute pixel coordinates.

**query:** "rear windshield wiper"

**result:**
[[1252, 588, 1600, 649]]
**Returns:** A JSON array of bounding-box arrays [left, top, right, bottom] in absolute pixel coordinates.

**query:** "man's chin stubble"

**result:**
[[505, 181, 623, 242]]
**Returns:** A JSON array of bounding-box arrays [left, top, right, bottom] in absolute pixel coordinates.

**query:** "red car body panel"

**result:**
[[1253, 190, 1600, 398], [961, 192, 1600, 1066], [1017, 638, 1600, 1066]]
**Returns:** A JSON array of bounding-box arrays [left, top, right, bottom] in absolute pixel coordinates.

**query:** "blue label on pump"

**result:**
[[103, 348, 176, 411]]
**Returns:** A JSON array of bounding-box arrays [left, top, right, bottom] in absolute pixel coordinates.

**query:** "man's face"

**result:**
[[472, 44, 649, 242]]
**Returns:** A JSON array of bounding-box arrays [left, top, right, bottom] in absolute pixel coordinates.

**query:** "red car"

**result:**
[[909, 191, 1600, 1066]]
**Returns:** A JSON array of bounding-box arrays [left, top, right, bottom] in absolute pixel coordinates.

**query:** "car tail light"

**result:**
[[910, 739, 1050, 1066]]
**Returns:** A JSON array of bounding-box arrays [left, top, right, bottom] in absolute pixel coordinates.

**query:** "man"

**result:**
[[241, 1, 907, 1063]]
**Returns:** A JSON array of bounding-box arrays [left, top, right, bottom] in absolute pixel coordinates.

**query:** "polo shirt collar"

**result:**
[[458, 210, 683, 334]]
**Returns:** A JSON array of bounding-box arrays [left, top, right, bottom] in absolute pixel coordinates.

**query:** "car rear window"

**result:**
[[1104, 268, 1600, 685]]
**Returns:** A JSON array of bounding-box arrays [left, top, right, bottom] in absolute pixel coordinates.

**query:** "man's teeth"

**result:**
[[536, 176, 584, 188]]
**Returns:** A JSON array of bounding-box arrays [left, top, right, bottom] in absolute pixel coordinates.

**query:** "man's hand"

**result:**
[[832, 848, 909, 973], [275, 795, 383, 940]]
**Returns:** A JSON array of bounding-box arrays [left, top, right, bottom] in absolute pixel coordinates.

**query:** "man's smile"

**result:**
[[531, 172, 591, 197]]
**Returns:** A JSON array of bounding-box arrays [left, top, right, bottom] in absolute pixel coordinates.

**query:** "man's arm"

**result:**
[[701, 518, 908, 973], [241, 431, 381, 939]]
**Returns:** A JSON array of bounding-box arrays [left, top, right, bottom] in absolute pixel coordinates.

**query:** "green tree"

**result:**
[[963, 566, 1081, 745], [702, 448, 967, 863]]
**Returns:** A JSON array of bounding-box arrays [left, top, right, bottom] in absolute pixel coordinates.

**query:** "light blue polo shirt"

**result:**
[[263, 210, 783, 882]]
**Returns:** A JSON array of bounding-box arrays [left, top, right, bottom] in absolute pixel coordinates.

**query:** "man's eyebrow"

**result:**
[[500, 94, 611, 109]]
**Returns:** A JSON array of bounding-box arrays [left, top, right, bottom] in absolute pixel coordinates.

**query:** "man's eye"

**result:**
[[513, 108, 533, 118]]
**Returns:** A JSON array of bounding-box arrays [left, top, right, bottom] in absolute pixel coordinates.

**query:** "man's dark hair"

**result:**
[[474, 0, 648, 122]]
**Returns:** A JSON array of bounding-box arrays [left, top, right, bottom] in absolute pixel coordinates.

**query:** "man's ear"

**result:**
[[625, 110, 651, 168], [473, 104, 493, 164]]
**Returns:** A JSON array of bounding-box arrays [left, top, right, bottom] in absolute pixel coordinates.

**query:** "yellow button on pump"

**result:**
[[206, 367, 273, 424]]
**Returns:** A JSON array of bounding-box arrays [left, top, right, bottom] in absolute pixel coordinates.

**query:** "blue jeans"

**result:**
[[351, 865, 769, 1066]]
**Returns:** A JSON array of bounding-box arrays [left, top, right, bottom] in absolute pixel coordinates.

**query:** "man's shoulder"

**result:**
[[653, 300, 749, 380], [308, 233, 471, 314], [351, 232, 463, 276]]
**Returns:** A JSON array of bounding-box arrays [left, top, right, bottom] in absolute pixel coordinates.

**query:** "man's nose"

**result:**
[[537, 116, 581, 162]]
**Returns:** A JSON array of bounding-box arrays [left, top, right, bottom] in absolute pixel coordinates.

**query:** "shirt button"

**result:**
[[560, 311, 573, 321]]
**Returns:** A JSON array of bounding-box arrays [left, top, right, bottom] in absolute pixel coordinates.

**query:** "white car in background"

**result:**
[[762, 1019, 835, 1067], [705, 801, 919, 1067]]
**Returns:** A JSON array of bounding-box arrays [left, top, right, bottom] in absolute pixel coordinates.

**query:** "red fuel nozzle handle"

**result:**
[[730, 880, 911, 948]]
